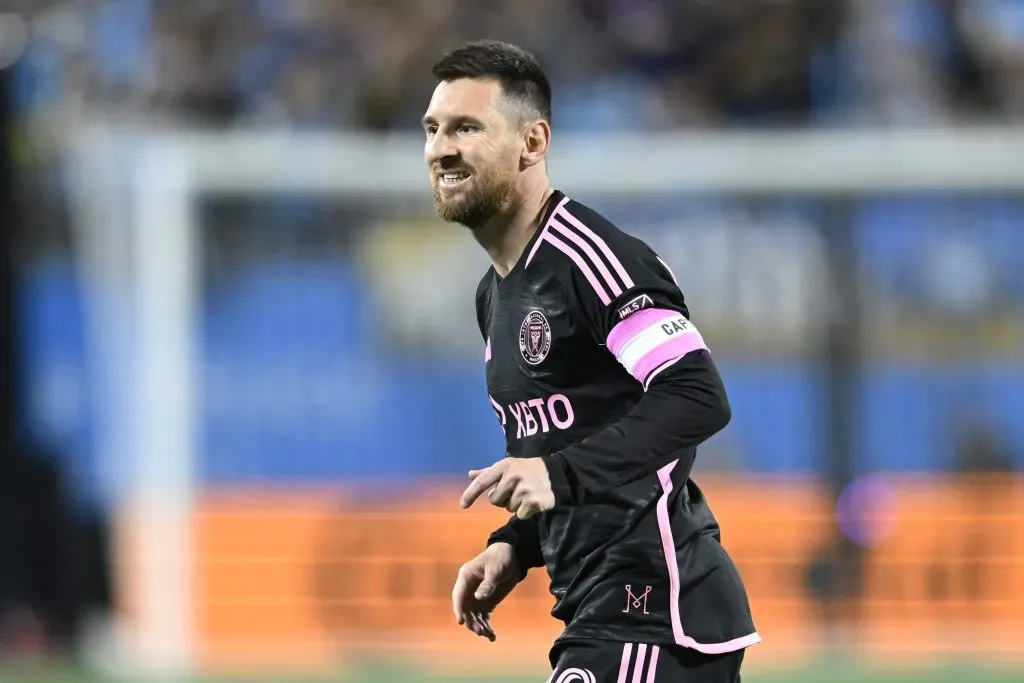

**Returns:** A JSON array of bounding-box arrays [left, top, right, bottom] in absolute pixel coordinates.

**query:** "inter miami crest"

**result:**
[[519, 310, 552, 365]]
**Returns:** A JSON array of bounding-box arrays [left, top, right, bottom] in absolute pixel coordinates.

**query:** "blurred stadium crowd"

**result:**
[[10, 0, 1024, 132], [8, 0, 1023, 492]]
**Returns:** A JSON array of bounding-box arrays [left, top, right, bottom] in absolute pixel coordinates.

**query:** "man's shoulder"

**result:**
[[532, 193, 652, 270], [561, 195, 649, 250], [528, 192, 657, 304]]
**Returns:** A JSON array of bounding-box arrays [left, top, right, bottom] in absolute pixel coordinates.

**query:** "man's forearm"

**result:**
[[486, 514, 545, 581], [541, 350, 730, 506]]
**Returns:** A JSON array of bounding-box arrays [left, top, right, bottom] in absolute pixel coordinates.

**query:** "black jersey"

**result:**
[[476, 190, 759, 653]]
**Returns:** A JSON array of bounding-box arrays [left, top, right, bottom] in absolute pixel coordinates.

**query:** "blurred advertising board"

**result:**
[[115, 475, 1024, 674]]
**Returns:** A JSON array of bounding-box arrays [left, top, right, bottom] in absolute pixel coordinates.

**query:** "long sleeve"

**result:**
[[486, 514, 545, 581], [541, 222, 730, 506], [540, 349, 730, 506]]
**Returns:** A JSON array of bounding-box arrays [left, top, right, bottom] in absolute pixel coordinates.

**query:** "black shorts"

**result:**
[[548, 639, 745, 683]]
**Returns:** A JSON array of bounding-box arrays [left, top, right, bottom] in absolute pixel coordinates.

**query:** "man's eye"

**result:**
[[458, 124, 478, 133]]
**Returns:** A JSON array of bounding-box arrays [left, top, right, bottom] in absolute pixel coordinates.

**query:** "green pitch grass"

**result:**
[[1, 662, 1021, 683]]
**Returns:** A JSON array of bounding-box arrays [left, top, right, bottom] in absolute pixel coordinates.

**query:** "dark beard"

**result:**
[[432, 169, 516, 230]]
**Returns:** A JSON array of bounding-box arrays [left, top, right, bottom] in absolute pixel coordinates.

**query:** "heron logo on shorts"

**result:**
[[519, 310, 552, 365], [554, 668, 596, 683]]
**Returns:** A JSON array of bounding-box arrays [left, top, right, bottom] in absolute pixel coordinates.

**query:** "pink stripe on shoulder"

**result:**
[[606, 308, 679, 357], [524, 196, 571, 268], [556, 205, 635, 289], [549, 217, 623, 298], [484, 338, 491, 362], [544, 232, 612, 304]]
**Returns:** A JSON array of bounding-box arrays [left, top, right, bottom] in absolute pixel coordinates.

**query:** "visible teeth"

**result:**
[[443, 173, 468, 180]]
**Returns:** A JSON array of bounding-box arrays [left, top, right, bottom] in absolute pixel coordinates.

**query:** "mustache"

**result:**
[[432, 163, 474, 174]]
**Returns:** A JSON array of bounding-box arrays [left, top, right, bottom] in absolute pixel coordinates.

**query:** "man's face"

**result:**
[[423, 78, 521, 229]]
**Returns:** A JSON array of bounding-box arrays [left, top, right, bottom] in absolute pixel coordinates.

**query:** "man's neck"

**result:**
[[475, 181, 554, 278]]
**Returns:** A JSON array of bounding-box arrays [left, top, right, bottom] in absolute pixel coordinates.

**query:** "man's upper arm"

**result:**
[[554, 220, 710, 389]]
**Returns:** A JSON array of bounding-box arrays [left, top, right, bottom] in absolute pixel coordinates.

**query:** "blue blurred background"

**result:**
[[1, 1, 1023, 681], [16, 0, 1024, 506]]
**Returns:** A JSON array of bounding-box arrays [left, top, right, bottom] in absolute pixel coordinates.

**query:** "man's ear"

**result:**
[[521, 119, 551, 169]]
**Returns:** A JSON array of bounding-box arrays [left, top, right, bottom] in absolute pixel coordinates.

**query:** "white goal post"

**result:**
[[62, 125, 1024, 677]]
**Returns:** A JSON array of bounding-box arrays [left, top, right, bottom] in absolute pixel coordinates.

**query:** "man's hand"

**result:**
[[452, 542, 521, 642], [460, 457, 556, 519]]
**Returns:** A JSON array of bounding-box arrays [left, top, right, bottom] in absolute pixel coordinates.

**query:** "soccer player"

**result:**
[[423, 41, 760, 683]]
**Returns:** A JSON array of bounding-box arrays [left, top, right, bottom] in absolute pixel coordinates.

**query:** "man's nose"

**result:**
[[426, 133, 459, 166]]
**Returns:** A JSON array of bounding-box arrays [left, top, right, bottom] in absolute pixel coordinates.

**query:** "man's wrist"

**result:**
[[540, 452, 574, 506], [485, 539, 526, 581]]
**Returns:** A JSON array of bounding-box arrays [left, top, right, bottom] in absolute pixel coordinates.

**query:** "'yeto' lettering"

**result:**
[[505, 394, 575, 439]]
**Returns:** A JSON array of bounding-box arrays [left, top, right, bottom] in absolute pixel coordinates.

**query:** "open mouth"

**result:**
[[439, 171, 471, 188]]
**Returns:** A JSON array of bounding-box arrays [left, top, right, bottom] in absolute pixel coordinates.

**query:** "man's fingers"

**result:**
[[505, 486, 529, 514], [475, 576, 497, 601], [467, 612, 493, 640], [516, 500, 538, 520], [488, 474, 518, 508], [475, 554, 503, 601], [483, 613, 496, 640], [452, 565, 473, 620], [461, 463, 505, 508], [479, 613, 496, 641], [475, 581, 495, 601], [468, 612, 495, 641]]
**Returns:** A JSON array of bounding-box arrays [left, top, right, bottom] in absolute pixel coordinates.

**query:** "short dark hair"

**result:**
[[431, 40, 552, 125]]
